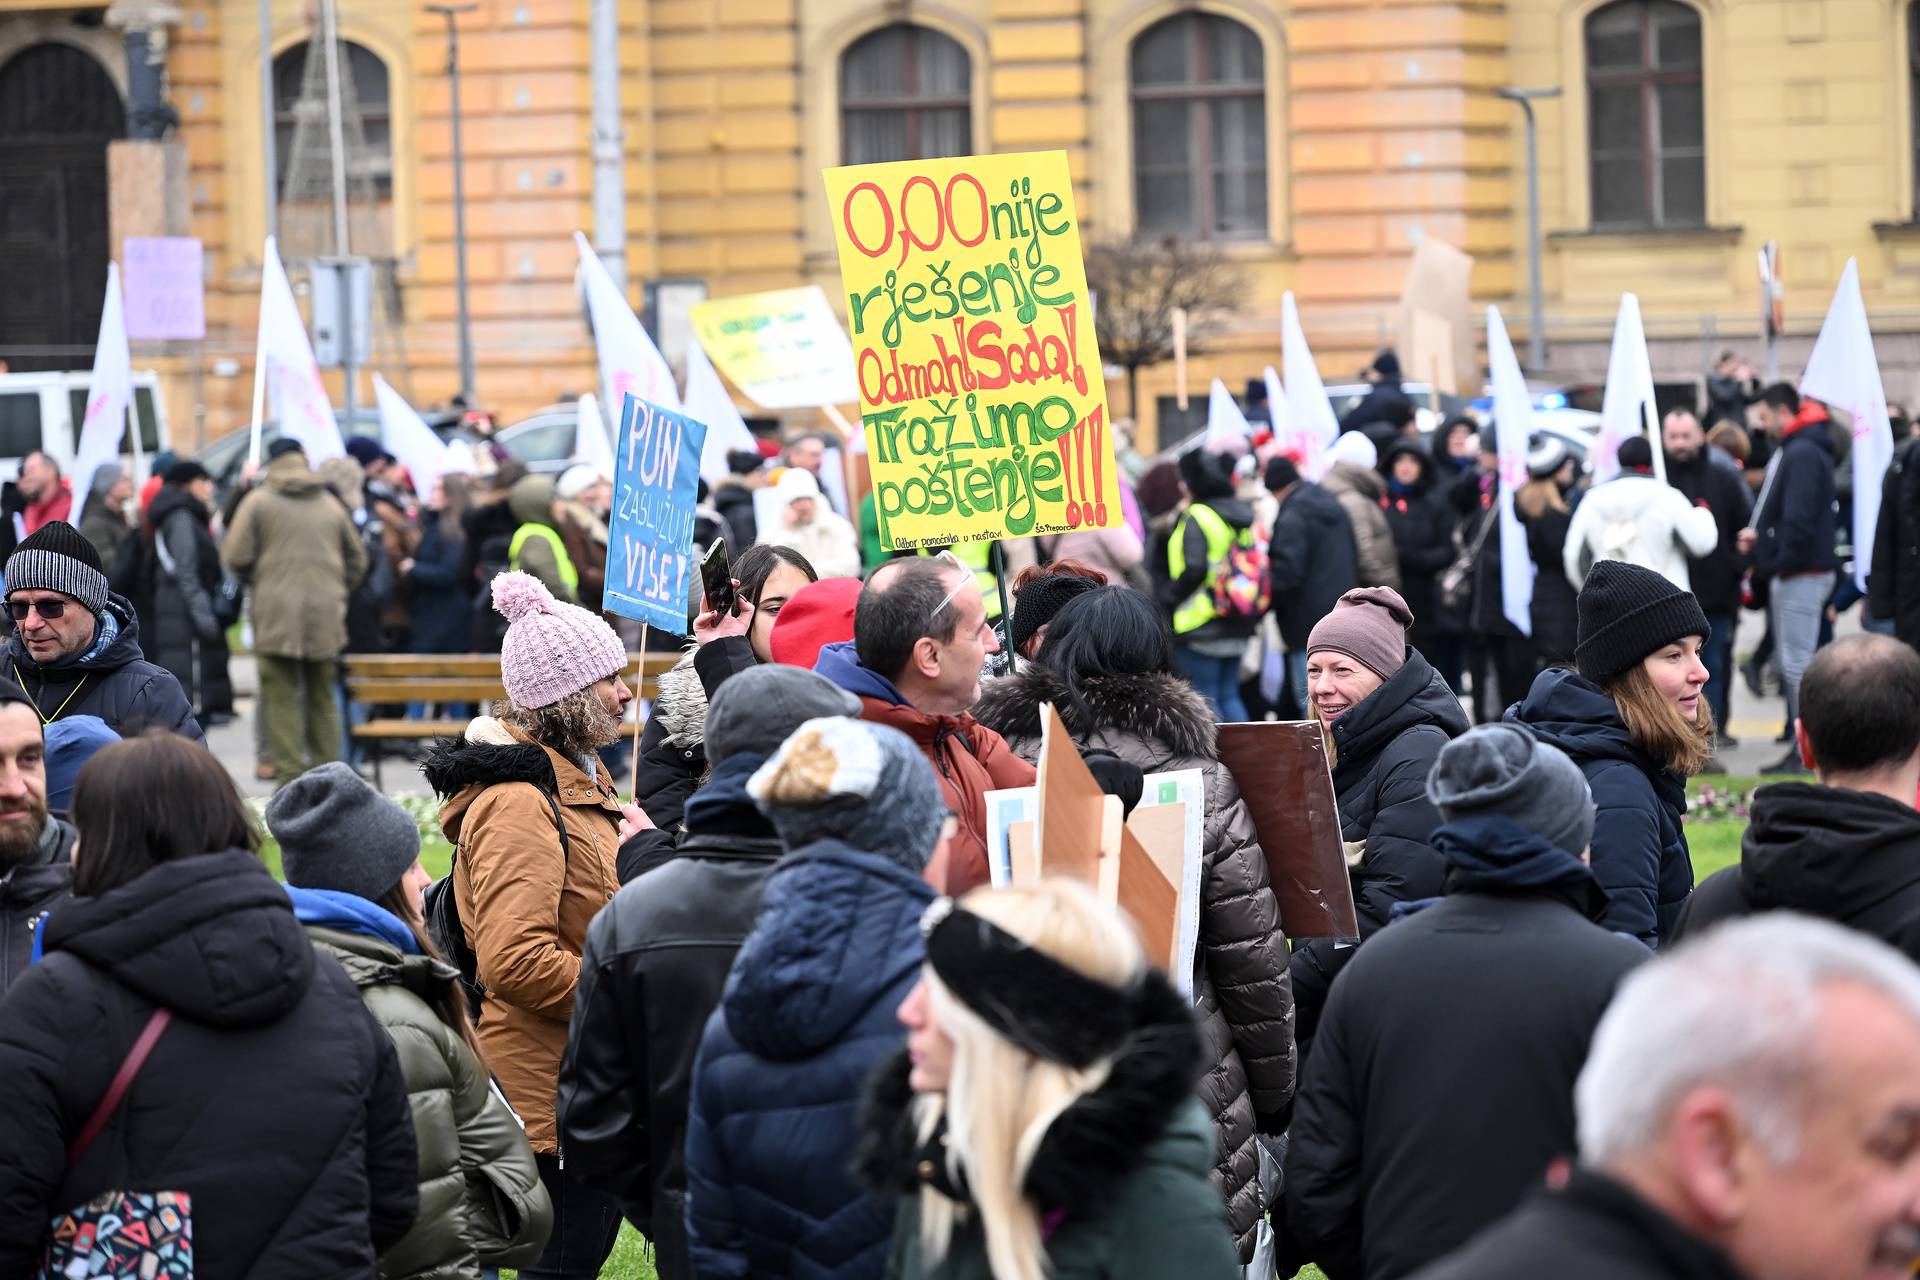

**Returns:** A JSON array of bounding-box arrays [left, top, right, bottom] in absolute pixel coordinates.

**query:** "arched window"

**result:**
[[1130, 13, 1267, 238], [840, 24, 971, 165], [1585, 0, 1703, 229], [272, 39, 391, 200]]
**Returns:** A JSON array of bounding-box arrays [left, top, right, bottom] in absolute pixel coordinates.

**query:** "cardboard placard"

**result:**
[[603, 394, 709, 636], [1215, 721, 1359, 941], [821, 149, 1119, 551], [687, 286, 859, 409]]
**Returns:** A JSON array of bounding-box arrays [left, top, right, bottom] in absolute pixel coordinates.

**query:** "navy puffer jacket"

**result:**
[[1507, 668, 1692, 946], [3, 594, 202, 742], [684, 837, 934, 1280]]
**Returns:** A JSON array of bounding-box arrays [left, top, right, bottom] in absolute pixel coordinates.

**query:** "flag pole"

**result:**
[[247, 247, 270, 466], [629, 623, 649, 798]]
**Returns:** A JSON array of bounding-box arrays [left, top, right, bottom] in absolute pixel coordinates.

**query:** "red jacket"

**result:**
[[855, 694, 1036, 895], [22, 481, 71, 535]]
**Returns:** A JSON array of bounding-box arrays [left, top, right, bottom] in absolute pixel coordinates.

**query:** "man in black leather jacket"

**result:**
[[556, 664, 860, 1280]]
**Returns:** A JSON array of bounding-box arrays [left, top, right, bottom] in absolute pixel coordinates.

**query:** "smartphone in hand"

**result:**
[[700, 539, 737, 616]]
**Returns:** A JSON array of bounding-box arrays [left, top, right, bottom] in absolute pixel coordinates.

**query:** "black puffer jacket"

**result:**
[[1519, 492, 1580, 667], [972, 668, 1295, 1263], [3, 594, 202, 742], [1269, 482, 1360, 651], [1507, 668, 1692, 945], [1871, 436, 1920, 645], [0, 849, 419, 1277], [559, 753, 783, 1280], [1450, 470, 1520, 638], [1290, 649, 1468, 1049], [1674, 781, 1920, 960], [1381, 442, 1456, 655], [0, 815, 74, 994], [632, 637, 755, 837], [1284, 817, 1648, 1280], [134, 484, 225, 712]]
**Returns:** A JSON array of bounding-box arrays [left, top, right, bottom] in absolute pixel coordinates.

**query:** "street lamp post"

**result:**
[[428, 2, 479, 405], [1496, 86, 1561, 374]]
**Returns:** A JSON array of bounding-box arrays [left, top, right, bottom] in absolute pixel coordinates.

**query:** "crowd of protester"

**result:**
[[4, 345, 1920, 1280]]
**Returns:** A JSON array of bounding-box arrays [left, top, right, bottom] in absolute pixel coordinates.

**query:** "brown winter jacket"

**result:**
[[1323, 461, 1402, 592], [221, 451, 370, 660], [425, 717, 622, 1153], [972, 667, 1298, 1263]]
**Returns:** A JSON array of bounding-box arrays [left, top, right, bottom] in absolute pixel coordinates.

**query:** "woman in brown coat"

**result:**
[[423, 571, 638, 1280], [972, 586, 1297, 1264]]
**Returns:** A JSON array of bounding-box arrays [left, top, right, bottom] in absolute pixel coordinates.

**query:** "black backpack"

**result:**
[[425, 782, 571, 1019]]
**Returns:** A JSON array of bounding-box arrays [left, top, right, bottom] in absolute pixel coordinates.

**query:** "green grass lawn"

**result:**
[[284, 780, 1760, 1280]]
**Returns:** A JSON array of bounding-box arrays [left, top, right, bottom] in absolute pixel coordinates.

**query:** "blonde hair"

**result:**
[[1516, 475, 1568, 519], [1607, 659, 1715, 776], [915, 880, 1145, 1280]]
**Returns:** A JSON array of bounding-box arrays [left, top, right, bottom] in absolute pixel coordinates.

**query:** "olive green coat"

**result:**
[[307, 926, 553, 1279], [883, 1101, 1240, 1280], [222, 452, 369, 659]]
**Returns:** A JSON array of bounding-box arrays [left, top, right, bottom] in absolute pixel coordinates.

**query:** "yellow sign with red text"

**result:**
[[822, 150, 1119, 550]]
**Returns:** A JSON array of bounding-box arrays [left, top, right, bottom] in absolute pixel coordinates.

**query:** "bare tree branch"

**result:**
[[1086, 235, 1248, 408]]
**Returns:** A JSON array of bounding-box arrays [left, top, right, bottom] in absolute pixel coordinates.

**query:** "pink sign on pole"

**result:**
[[123, 237, 205, 340]]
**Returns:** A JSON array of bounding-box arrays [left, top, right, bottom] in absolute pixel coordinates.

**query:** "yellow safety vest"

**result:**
[[509, 523, 579, 597], [1168, 503, 1243, 634]]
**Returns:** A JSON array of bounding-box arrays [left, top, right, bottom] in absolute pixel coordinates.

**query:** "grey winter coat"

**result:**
[[307, 926, 553, 1279], [972, 667, 1297, 1263]]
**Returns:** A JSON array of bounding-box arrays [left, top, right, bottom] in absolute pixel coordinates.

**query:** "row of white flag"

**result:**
[[74, 233, 764, 525], [1202, 262, 1895, 631]]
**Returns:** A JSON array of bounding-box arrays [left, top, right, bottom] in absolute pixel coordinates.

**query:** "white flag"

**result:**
[[372, 374, 456, 498], [1204, 378, 1252, 446], [682, 336, 759, 483], [1486, 306, 1535, 638], [71, 262, 133, 525], [574, 232, 681, 424], [573, 393, 616, 475], [1800, 257, 1897, 594], [258, 236, 343, 462], [1281, 293, 1341, 481], [1262, 365, 1287, 437], [1593, 293, 1664, 485]]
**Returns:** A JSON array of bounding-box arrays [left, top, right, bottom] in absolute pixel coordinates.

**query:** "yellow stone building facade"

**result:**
[[3, 0, 1920, 450]]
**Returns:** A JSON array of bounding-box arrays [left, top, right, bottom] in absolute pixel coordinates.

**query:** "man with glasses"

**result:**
[[813, 555, 1035, 894], [0, 521, 201, 742]]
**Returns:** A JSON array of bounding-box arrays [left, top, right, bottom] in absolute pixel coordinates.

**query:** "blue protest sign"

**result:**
[[603, 393, 708, 636]]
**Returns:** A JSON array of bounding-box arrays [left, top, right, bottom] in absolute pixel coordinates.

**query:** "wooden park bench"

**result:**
[[344, 651, 679, 786]]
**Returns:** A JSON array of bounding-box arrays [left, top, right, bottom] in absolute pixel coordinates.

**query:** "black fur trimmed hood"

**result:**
[[857, 967, 1205, 1217], [971, 667, 1217, 762], [421, 732, 556, 798]]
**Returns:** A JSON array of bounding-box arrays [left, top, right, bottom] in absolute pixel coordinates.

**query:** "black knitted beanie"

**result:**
[[1574, 561, 1711, 685]]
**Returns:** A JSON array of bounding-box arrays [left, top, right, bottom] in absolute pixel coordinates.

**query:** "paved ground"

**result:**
[[211, 605, 1818, 800]]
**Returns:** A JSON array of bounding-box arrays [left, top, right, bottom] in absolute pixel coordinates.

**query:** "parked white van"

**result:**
[[0, 370, 170, 482]]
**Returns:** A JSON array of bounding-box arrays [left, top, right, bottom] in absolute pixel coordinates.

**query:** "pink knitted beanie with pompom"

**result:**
[[492, 571, 628, 709]]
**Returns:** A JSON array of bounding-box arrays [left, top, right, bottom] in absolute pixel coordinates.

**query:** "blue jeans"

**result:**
[[1175, 645, 1249, 723], [1701, 612, 1735, 730]]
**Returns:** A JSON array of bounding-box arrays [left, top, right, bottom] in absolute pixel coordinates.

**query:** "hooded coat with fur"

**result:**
[[1322, 462, 1401, 592], [857, 973, 1240, 1280], [424, 717, 623, 1152], [971, 668, 1296, 1263]]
